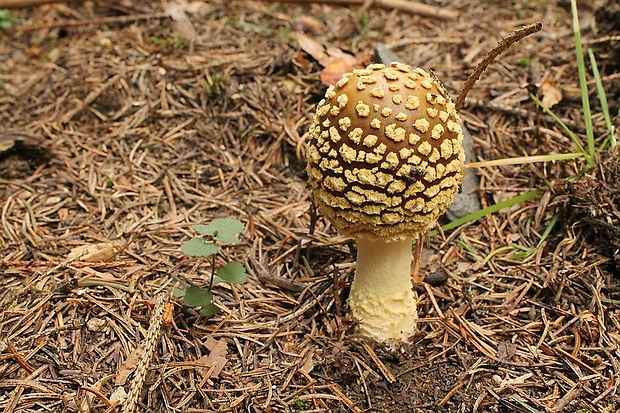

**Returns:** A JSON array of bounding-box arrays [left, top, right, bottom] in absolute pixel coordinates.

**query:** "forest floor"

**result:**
[[1, 0, 619, 412]]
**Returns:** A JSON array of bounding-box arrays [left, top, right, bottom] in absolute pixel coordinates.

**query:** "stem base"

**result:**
[[349, 237, 418, 343]]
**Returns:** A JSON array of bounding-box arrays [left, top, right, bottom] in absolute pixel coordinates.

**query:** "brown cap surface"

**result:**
[[306, 62, 465, 239]]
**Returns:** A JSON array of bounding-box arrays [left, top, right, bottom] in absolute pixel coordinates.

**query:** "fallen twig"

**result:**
[[272, 0, 458, 20], [0, 0, 83, 8], [456, 22, 543, 108], [16, 12, 169, 32], [361, 341, 396, 383]]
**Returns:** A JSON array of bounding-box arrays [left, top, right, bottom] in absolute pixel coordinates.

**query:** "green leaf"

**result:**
[[181, 238, 220, 257], [0, 10, 13, 30], [172, 288, 186, 298], [216, 261, 247, 284], [192, 225, 211, 236], [183, 285, 213, 307], [193, 218, 244, 243], [200, 303, 221, 317]]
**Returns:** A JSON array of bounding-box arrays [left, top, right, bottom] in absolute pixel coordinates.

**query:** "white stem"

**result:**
[[349, 236, 418, 343]]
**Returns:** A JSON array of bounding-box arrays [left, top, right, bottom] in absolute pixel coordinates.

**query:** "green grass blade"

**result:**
[[588, 48, 616, 148], [530, 94, 587, 157], [511, 396, 543, 413], [507, 212, 560, 260], [453, 239, 477, 256], [535, 212, 559, 249], [483, 245, 523, 265], [571, 0, 595, 164], [438, 189, 542, 233]]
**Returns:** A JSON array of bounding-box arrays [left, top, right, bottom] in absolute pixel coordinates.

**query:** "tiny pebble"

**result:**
[[424, 270, 448, 286], [86, 317, 106, 332], [110, 387, 127, 403]]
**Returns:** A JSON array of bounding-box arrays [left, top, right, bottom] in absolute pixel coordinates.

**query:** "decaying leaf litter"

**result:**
[[0, 0, 619, 411]]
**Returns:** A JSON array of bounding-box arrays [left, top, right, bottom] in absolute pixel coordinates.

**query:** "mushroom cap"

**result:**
[[306, 62, 465, 240]]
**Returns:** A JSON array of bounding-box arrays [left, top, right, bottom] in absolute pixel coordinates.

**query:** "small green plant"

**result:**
[[150, 34, 187, 49], [517, 56, 533, 68], [290, 396, 309, 411], [201, 72, 228, 97], [276, 25, 296, 44], [174, 218, 247, 317], [0, 9, 14, 30]]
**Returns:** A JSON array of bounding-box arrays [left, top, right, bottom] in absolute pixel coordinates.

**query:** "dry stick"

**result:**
[[328, 384, 363, 413], [411, 232, 424, 284], [0, 0, 83, 7], [361, 341, 396, 383], [455, 22, 543, 109], [6, 341, 35, 374], [438, 379, 466, 407], [274, 0, 458, 20], [17, 12, 169, 32]]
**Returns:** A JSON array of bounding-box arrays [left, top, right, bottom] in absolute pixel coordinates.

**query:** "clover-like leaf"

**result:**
[[181, 238, 220, 257], [183, 285, 213, 308], [0, 10, 14, 30], [193, 218, 244, 244], [172, 288, 186, 298], [216, 261, 247, 284], [199, 303, 221, 317]]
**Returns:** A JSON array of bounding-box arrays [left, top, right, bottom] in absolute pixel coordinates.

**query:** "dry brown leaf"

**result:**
[[540, 78, 562, 108], [300, 353, 314, 374], [109, 387, 127, 404], [295, 31, 330, 67], [198, 336, 228, 379], [456, 261, 473, 273], [292, 15, 323, 35], [114, 342, 146, 385], [324, 45, 358, 66], [497, 341, 517, 361], [166, 2, 197, 41], [293, 51, 313, 72], [320, 59, 355, 86], [67, 242, 118, 262], [294, 31, 369, 86]]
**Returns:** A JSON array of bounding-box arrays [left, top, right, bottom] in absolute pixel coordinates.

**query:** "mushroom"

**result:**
[[306, 62, 465, 344]]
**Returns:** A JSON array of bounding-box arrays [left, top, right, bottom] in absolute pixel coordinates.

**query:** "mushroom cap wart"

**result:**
[[307, 62, 465, 240]]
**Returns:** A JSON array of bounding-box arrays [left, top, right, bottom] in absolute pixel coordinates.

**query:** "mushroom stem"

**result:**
[[349, 236, 417, 343]]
